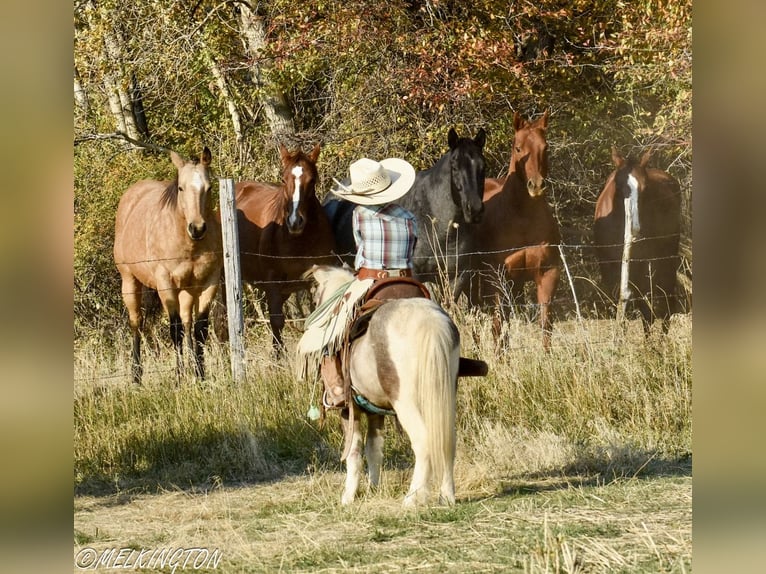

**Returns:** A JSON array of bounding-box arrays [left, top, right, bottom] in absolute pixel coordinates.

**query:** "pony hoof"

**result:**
[[341, 493, 355, 506]]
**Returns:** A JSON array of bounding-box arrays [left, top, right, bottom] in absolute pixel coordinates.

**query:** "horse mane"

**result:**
[[160, 179, 179, 209]]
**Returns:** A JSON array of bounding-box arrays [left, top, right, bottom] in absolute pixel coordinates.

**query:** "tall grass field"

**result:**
[[74, 304, 691, 573]]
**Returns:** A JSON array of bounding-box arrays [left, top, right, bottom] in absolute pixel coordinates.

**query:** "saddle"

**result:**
[[347, 277, 431, 341]]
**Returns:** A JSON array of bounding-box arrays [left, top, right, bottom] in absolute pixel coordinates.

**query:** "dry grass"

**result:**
[[74, 305, 691, 572]]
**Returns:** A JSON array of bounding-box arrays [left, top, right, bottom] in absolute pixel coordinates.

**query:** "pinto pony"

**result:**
[[593, 146, 682, 334], [305, 265, 460, 507], [465, 110, 561, 350], [235, 143, 336, 352], [114, 147, 221, 384]]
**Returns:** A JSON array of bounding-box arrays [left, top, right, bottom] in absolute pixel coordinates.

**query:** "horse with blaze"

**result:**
[[593, 146, 682, 334], [233, 143, 337, 352]]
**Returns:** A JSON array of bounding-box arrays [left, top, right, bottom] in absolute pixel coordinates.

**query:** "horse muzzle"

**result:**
[[463, 201, 485, 224], [286, 216, 306, 235], [526, 178, 547, 198], [187, 221, 208, 241]]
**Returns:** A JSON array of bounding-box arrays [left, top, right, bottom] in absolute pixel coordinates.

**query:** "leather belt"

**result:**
[[356, 267, 413, 280]]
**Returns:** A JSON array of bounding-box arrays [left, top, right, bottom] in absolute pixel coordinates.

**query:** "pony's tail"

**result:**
[[414, 308, 459, 499]]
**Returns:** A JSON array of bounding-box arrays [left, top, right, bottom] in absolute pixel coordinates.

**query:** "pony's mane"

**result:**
[[304, 264, 354, 290], [160, 179, 179, 209]]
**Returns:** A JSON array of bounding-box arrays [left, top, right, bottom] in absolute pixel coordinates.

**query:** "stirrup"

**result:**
[[322, 389, 346, 409]]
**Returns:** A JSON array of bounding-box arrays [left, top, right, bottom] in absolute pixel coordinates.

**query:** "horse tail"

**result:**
[[414, 305, 459, 492]]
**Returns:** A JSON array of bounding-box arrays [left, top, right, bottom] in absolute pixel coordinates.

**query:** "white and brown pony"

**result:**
[[305, 265, 460, 507], [114, 147, 221, 384]]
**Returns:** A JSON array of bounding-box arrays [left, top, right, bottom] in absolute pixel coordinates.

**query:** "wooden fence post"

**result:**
[[218, 178, 246, 382]]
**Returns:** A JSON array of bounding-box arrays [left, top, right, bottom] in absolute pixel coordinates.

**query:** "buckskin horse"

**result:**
[[301, 265, 467, 507], [114, 147, 221, 384], [463, 110, 561, 351], [323, 128, 486, 290], [593, 146, 682, 334], [234, 143, 336, 352]]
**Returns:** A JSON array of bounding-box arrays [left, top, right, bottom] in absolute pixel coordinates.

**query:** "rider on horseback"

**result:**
[[296, 157, 424, 408]]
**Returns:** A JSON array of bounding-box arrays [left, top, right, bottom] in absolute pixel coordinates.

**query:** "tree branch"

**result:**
[[74, 131, 169, 154]]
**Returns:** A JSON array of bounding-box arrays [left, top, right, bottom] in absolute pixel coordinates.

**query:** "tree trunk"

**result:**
[[89, 0, 141, 142], [73, 67, 90, 115], [237, 4, 295, 144], [204, 49, 244, 144]]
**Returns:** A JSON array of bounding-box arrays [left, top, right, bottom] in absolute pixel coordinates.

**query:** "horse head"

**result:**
[[280, 142, 321, 235], [168, 146, 213, 241], [447, 127, 486, 224], [509, 110, 549, 198], [611, 146, 651, 237]]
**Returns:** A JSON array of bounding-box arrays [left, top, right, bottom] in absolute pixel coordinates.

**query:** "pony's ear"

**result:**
[[200, 146, 212, 166], [308, 143, 321, 163], [170, 150, 185, 170], [474, 128, 486, 149], [639, 149, 652, 168], [611, 146, 625, 168], [448, 127, 459, 149]]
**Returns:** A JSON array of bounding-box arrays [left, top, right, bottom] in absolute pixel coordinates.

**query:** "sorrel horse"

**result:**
[[593, 146, 682, 334], [114, 147, 221, 384], [323, 128, 486, 287], [235, 143, 336, 351], [305, 265, 460, 507], [463, 110, 560, 351]]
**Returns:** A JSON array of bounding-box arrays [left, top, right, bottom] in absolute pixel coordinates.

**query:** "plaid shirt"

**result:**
[[352, 204, 418, 271]]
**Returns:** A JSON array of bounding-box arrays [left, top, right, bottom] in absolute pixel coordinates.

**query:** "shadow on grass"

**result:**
[[74, 410, 419, 499], [493, 451, 692, 500]]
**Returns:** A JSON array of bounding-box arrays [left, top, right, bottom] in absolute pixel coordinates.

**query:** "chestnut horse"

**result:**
[[304, 265, 460, 507], [593, 146, 682, 334], [235, 143, 336, 352], [464, 110, 560, 350], [114, 147, 222, 384]]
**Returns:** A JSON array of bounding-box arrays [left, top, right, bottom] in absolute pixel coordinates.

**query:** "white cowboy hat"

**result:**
[[331, 157, 416, 205]]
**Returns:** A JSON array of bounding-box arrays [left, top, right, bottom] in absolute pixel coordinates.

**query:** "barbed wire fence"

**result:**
[[77, 236, 692, 384]]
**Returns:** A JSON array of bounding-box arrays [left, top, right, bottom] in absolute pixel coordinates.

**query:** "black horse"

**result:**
[[323, 128, 486, 289]]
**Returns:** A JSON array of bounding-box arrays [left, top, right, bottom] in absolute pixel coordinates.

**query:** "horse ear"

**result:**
[[170, 150, 185, 170], [308, 143, 321, 163], [513, 111, 525, 131], [200, 146, 212, 166], [474, 128, 486, 149], [278, 143, 290, 163], [540, 109, 550, 129], [611, 146, 624, 168], [448, 128, 459, 149], [639, 149, 652, 167]]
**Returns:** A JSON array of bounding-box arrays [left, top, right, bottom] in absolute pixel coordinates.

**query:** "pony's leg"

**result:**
[[394, 403, 431, 508], [341, 407, 364, 506], [439, 464, 456, 506], [120, 276, 144, 385], [365, 414, 385, 490]]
